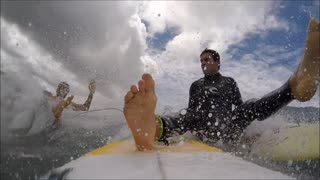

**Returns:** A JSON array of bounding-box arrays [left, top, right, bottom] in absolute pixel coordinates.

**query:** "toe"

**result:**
[[138, 80, 145, 93], [142, 73, 155, 92], [124, 91, 134, 103], [131, 85, 138, 94]]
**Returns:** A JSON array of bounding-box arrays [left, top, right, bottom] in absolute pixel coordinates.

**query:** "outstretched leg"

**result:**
[[123, 73, 157, 150], [289, 18, 320, 101], [225, 19, 320, 145]]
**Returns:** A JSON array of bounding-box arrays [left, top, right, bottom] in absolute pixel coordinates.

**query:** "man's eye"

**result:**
[[200, 58, 209, 62]]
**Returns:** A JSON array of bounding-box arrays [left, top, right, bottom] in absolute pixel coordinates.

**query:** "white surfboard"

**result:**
[[249, 123, 319, 161], [44, 138, 293, 179]]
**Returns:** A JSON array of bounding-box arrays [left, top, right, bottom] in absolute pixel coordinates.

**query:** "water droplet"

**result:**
[[145, 132, 148, 136], [207, 122, 211, 126], [232, 104, 236, 111], [215, 121, 219, 126], [180, 109, 187, 115], [208, 113, 212, 117]]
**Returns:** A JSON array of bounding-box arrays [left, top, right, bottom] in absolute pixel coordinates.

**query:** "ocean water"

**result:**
[[1, 117, 319, 180], [1, 123, 124, 180]]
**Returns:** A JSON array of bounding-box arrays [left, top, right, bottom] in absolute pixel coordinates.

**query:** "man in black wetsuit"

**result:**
[[156, 48, 295, 146], [123, 18, 319, 151]]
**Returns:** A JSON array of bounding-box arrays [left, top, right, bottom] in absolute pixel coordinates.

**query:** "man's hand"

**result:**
[[65, 95, 74, 107], [88, 80, 96, 94]]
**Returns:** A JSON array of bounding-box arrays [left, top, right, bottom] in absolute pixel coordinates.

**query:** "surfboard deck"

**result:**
[[44, 138, 293, 179], [250, 123, 320, 161]]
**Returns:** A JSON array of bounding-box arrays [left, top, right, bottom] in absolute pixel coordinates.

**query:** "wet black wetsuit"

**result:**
[[158, 73, 294, 144]]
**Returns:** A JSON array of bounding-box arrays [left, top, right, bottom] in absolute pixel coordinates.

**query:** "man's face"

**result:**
[[57, 84, 70, 98], [200, 53, 219, 75]]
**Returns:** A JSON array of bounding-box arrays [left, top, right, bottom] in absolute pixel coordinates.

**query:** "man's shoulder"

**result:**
[[192, 78, 205, 84], [220, 75, 236, 83], [43, 90, 52, 96]]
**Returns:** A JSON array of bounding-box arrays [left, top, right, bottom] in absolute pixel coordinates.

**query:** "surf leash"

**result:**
[[71, 107, 123, 119]]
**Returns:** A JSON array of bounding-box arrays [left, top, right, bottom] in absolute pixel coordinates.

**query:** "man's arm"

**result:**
[[70, 93, 94, 111], [43, 90, 55, 100], [70, 81, 96, 111], [230, 79, 243, 107]]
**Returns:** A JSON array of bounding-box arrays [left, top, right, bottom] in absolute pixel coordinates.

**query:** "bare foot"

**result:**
[[123, 73, 157, 150], [289, 18, 320, 102]]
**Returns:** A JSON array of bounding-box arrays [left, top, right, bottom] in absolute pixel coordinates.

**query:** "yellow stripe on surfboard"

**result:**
[[85, 139, 223, 156]]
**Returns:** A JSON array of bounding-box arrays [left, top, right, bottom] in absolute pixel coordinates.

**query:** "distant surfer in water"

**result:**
[[46, 81, 96, 125], [123, 18, 320, 151]]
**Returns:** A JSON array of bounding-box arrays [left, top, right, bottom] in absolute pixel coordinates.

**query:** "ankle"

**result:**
[[135, 139, 154, 151]]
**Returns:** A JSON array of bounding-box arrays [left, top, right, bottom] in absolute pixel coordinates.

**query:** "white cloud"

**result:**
[[0, 18, 79, 92], [1, 1, 149, 98]]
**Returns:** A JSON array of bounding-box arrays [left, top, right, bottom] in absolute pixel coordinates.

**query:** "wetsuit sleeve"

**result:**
[[70, 93, 94, 111], [188, 82, 199, 110], [230, 79, 243, 107], [157, 83, 200, 143]]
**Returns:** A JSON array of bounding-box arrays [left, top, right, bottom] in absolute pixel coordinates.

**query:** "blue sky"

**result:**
[[228, 1, 317, 68]]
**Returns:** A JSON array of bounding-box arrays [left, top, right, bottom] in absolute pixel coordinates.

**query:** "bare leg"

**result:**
[[123, 73, 157, 150], [289, 19, 320, 101]]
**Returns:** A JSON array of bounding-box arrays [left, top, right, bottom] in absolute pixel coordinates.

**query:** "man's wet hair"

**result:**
[[56, 81, 70, 98], [200, 48, 220, 69]]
